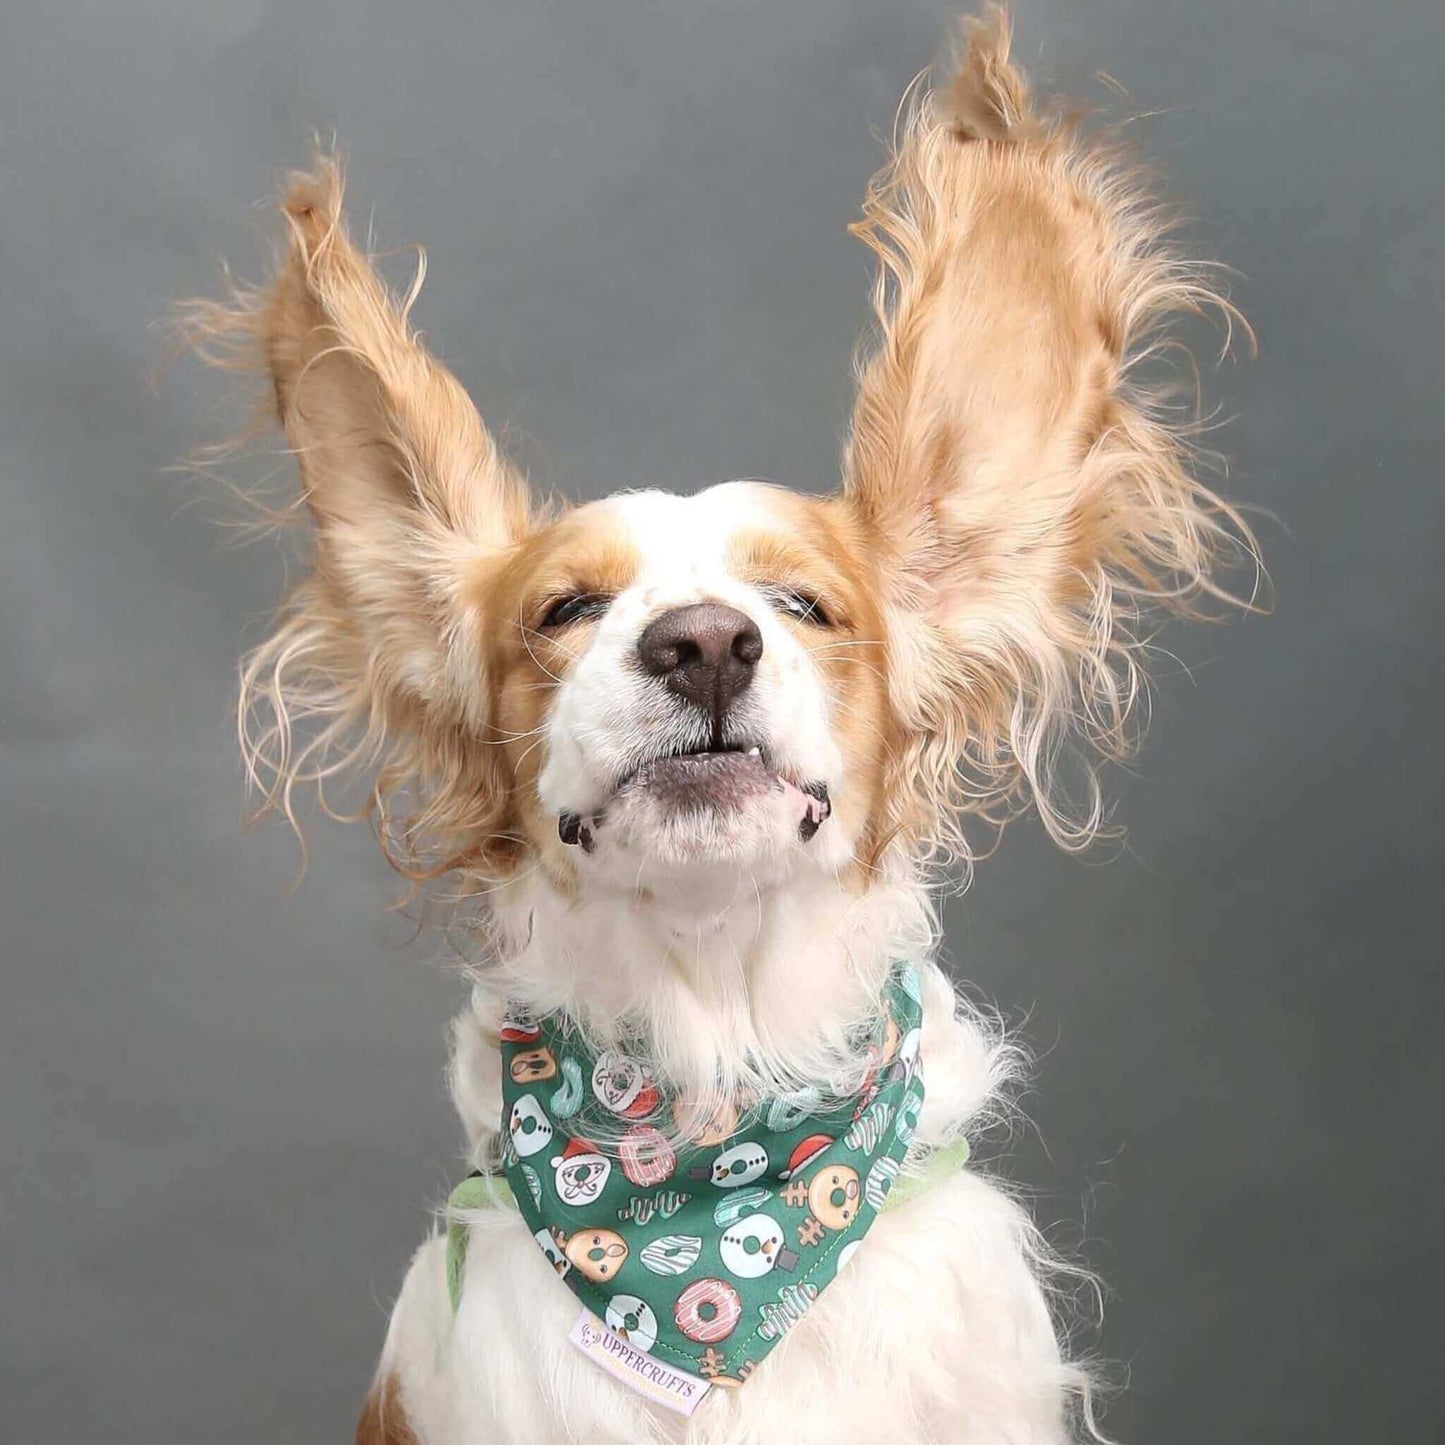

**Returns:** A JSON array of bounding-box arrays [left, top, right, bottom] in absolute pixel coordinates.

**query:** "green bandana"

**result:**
[[458, 962, 937, 1391]]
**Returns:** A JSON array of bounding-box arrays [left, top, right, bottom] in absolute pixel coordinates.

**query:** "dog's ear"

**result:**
[[178, 155, 534, 878], [258, 155, 532, 727], [843, 9, 1257, 858]]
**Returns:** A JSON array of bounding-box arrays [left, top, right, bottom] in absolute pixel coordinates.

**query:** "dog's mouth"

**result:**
[[559, 743, 831, 853]]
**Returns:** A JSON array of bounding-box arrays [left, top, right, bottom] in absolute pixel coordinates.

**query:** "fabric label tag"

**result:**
[[567, 1308, 713, 1417]]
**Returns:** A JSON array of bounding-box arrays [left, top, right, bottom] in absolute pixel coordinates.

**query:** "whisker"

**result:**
[[515, 600, 569, 682], [518, 623, 581, 664], [824, 695, 893, 750]]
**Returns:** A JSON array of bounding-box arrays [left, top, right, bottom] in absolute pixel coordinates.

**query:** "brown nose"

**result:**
[[637, 602, 763, 718]]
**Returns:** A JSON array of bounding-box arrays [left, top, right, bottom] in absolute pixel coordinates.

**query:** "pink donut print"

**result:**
[[618, 1124, 676, 1188], [673, 1277, 741, 1344]]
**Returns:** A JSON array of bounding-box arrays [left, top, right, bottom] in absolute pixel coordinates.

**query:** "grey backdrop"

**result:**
[[4, 2, 1441, 1441]]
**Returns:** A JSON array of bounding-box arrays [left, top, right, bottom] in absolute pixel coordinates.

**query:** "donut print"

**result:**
[[519, 1162, 543, 1211], [898, 962, 924, 1007], [671, 1096, 738, 1147], [702, 1141, 768, 1189], [807, 1164, 860, 1231], [551, 1140, 611, 1207], [897, 1026, 923, 1080], [844, 1100, 894, 1153], [719, 1214, 798, 1280], [712, 1185, 773, 1228], [864, 1154, 900, 1210], [491, 957, 925, 1380], [605, 1295, 658, 1352], [533, 1227, 569, 1277], [563, 1228, 628, 1284], [765, 1085, 821, 1131], [508, 1046, 556, 1084], [592, 1051, 659, 1118], [508, 1095, 553, 1158], [548, 1056, 585, 1120], [639, 1233, 703, 1276], [895, 1078, 924, 1145], [878, 1014, 902, 1065], [617, 1124, 676, 1187], [673, 1277, 742, 1344]]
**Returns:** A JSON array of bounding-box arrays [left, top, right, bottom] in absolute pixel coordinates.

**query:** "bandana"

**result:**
[[466, 962, 931, 1394]]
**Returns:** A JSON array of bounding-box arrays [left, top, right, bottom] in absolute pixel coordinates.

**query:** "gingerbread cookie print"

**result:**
[[783, 1162, 861, 1248]]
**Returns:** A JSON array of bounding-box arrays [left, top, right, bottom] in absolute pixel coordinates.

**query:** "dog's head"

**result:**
[[487, 482, 883, 888], [184, 31, 1251, 908]]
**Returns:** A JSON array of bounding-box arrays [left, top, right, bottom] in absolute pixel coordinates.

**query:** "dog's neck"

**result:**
[[473, 857, 936, 1102]]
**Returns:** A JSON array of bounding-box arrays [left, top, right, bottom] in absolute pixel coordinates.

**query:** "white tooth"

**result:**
[[747, 746, 761, 757]]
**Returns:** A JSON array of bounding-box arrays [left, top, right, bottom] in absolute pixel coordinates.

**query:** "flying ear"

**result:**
[[178, 154, 534, 877], [844, 9, 1258, 858]]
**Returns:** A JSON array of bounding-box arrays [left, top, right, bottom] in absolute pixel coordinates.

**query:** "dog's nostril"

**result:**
[[637, 602, 763, 715], [733, 628, 763, 666]]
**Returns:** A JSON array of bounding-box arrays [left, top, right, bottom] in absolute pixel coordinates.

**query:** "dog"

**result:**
[[180, 10, 1253, 1442]]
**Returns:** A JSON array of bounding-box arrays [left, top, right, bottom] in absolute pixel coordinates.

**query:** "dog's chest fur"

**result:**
[[370, 906, 1073, 1445]]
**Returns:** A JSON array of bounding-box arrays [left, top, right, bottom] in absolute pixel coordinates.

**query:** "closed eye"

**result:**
[[539, 593, 614, 628], [765, 586, 833, 628]]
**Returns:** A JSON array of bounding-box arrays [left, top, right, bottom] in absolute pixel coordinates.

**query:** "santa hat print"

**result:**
[[780, 1134, 833, 1180], [552, 1137, 606, 1168]]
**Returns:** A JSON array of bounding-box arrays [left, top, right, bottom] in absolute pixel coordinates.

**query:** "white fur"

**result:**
[[186, 23, 1247, 1431], [386, 1170, 1075, 1445], [540, 484, 852, 885], [368, 490, 1087, 1443]]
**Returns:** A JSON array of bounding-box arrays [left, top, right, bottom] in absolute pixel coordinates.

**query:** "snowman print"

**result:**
[[605, 1294, 659, 1352], [690, 1140, 768, 1189], [509, 1095, 554, 1158], [718, 1213, 799, 1280], [533, 1226, 570, 1277], [897, 1025, 923, 1082]]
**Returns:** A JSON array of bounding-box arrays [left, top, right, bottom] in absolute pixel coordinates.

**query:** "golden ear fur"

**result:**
[[175, 155, 533, 884], [174, 10, 1260, 891], [844, 7, 1261, 867]]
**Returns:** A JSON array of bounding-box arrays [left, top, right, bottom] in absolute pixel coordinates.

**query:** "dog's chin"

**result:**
[[570, 752, 828, 883]]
